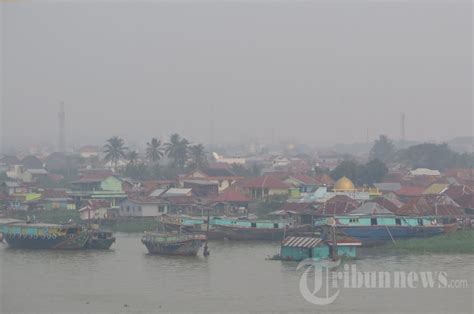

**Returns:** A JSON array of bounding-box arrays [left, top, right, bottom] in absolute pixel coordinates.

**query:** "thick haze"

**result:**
[[0, 1, 472, 153]]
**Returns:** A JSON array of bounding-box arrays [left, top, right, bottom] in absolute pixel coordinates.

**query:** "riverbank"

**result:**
[[382, 230, 474, 254]]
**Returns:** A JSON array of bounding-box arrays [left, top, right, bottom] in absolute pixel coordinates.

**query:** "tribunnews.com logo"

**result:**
[[297, 259, 470, 306]]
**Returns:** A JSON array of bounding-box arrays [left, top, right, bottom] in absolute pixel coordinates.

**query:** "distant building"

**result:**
[[119, 198, 169, 217]]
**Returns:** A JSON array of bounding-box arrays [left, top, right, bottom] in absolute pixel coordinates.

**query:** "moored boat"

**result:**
[[84, 229, 116, 250], [141, 232, 206, 256], [315, 215, 458, 246], [216, 223, 310, 241], [0, 222, 89, 250]]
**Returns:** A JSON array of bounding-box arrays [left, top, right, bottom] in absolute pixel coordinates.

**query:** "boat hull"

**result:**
[[84, 237, 116, 250], [336, 225, 452, 246], [142, 238, 205, 256], [4, 233, 89, 250], [217, 225, 310, 241]]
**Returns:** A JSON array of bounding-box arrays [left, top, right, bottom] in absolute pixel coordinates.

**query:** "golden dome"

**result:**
[[334, 176, 355, 190]]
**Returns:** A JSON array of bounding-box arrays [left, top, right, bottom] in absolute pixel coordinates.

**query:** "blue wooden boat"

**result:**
[[141, 232, 206, 256], [0, 222, 89, 250], [315, 215, 458, 246], [160, 215, 309, 240]]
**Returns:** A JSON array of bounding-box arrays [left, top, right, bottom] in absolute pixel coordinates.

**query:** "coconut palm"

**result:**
[[127, 150, 139, 165], [146, 138, 164, 164], [165, 133, 189, 170], [103, 136, 127, 170], [188, 144, 208, 170]]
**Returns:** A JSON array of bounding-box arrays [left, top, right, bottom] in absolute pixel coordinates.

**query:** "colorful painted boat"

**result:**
[[0, 223, 89, 250], [141, 232, 206, 256], [315, 215, 458, 246], [84, 229, 116, 250]]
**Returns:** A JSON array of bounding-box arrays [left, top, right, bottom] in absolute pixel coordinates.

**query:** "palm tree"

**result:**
[[165, 133, 189, 170], [146, 138, 164, 164], [188, 144, 208, 170], [127, 150, 139, 165], [103, 136, 127, 170]]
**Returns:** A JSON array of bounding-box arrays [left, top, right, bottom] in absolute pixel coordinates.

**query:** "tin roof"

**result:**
[[282, 236, 322, 248]]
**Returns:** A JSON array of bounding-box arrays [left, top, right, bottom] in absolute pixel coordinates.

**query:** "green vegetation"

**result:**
[[383, 230, 474, 254], [8, 209, 81, 224], [102, 219, 163, 233], [331, 159, 388, 186]]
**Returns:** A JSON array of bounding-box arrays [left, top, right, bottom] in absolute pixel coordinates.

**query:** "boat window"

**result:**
[[273, 223, 279, 228], [417, 218, 423, 226], [395, 218, 402, 226], [370, 218, 377, 226], [349, 218, 359, 223], [251, 223, 257, 228]]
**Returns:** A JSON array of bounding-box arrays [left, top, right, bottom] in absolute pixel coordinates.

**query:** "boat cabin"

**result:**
[[279, 236, 361, 261]]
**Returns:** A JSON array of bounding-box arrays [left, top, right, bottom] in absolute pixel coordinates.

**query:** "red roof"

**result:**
[[242, 176, 290, 189], [397, 197, 465, 216], [372, 197, 403, 212], [83, 199, 111, 210], [279, 202, 316, 213], [444, 185, 473, 200], [454, 194, 474, 209], [288, 174, 320, 185], [314, 202, 358, 215], [395, 186, 425, 197], [213, 187, 249, 203]]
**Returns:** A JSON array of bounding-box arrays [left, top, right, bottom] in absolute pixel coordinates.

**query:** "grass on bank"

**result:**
[[383, 230, 474, 254]]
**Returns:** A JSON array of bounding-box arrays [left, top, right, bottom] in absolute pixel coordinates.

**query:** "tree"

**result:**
[[360, 159, 388, 185], [187, 144, 208, 170], [330, 160, 359, 182], [103, 136, 127, 169], [397, 143, 457, 170], [127, 150, 139, 165], [165, 133, 189, 170], [370, 135, 395, 162], [146, 138, 164, 164], [122, 162, 150, 180]]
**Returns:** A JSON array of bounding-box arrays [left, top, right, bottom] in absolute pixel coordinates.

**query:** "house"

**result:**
[[373, 183, 402, 193], [2, 181, 28, 196], [183, 168, 241, 192], [69, 172, 126, 208], [163, 188, 193, 198], [119, 197, 169, 217], [41, 189, 75, 210], [409, 168, 441, 176], [78, 145, 101, 158], [241, 175, 291, 199], [79, 200, 111, 221], [22, 169, 49, 183], [284, 174, 321, 193], [182, 180, 218, 197], [211, 186, 250, 215]]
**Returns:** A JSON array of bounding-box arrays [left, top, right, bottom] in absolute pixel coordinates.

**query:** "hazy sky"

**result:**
[[1, 1, 472, 152]]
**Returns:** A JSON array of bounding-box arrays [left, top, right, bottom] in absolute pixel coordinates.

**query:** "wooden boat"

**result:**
[[0, 222, 89, 250], [160, 215, 225, 240], [141, 232, 206, 256], [315, 215, 458, 246], [216, 223, 310, 241], [84, 229, 116, 250]]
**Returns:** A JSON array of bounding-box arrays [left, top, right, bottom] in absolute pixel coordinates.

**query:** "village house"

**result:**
[[119, 197, 169, 217], [284, 174, 321, 193], [182, 180, 218, 197], [183, 168, 241, 192], [79, 200, 111, 221], [241, 175, 291, 199]]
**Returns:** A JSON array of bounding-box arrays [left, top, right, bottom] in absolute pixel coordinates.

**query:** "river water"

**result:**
[[0, 233, 472, 313]]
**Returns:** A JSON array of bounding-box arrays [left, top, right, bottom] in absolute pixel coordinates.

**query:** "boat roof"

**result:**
[[282, 236, 322, 248]]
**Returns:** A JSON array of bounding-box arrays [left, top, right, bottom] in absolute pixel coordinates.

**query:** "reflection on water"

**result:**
[[0, 233, 472, 313]]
